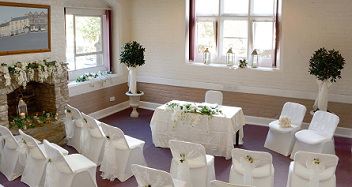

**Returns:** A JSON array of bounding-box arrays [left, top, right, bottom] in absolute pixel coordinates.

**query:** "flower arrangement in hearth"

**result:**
[[165, 102, 223, 133], [0, 60, 66, 89], [76, 70, 112, 87], [10, 111, 58, 129]]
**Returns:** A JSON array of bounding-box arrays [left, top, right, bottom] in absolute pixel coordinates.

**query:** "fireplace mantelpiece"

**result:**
[[0, 63, 69, 145]]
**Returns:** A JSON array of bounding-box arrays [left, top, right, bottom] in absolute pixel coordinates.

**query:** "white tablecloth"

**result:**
[[150, 100, 246, 160]]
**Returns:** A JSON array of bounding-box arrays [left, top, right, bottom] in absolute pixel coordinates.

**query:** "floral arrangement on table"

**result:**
[[10, 111, 58, 129], [75, 70, 112, 87], [0, 60, 66, 89], [278, 115, 292, 128], [165, 102, 223, 133]]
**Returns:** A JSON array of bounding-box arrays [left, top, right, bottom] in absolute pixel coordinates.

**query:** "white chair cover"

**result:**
[[0, 125, 24, 181], [65, 105, 75, 139], [66, 104, 85, 153], [81, 113, 105, 165], [169, 139, 216, 187], [43, 139, 97, 187], [131, 164, 188, 187], [264, 102, 307, 156], [291, 111, 339, 159], [205, 90, 223, 105], [229, 148, 274, 187], [287, 151, 338, 187], [19, 130, 69, 187], [100, 122, 147, 182], [210, 180, 254, 187]]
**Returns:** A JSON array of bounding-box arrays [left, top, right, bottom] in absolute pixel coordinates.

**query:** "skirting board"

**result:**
[[89, 100, 352, 139], [88, 101, 130, 120]]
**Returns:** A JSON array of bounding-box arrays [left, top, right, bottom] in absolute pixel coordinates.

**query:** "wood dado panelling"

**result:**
[[69, 83, 129, 114], [138, 82, 352, 129]]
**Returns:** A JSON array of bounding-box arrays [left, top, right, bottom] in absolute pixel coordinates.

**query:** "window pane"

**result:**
[[223, 0, 249, 14], [75, 16, 102, 54], [75, 54, 103, 70], [196, 0, 219, 15], [253, 22, 273, 67], [197, 21, 216, 53], [65, 15, 75, 71], [253, 0, 274, 15], [224, 20, 247, 38], [223, 38, 247, 56]]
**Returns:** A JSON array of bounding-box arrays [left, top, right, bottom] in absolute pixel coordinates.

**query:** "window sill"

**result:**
[[186, 61, 281, 72], [68, 74, 126, 97]]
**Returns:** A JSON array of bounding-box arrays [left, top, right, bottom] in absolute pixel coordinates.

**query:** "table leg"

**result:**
[[236, 130, 239, 146]]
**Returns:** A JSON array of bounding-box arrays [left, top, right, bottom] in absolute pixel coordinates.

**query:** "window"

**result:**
[[65, 8, 109, 80], [195, 0, 276, 67]]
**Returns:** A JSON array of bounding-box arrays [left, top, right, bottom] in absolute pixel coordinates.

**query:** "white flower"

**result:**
[[0, 66, 8, 74], [279, 115, 291, 128]]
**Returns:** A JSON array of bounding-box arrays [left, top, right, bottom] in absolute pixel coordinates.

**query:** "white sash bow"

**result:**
[[17, 139, 28, 166], [177, 157, 192, 187], [240, 156, 260, 185], [313, 79, 332, 111], [64, 112, 74, 139], [306, 160, 325, 187]]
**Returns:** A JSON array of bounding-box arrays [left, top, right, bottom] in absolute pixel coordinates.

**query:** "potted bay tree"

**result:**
[[120, 41, 145, 117], [309, 47, 345, 113]]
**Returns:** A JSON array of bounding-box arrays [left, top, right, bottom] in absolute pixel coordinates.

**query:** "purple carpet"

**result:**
[[1, 108, 351, 186]]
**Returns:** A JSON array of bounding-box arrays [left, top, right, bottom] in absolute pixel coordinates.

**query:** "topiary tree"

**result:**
[[308, 47, 345, 111], [120, 41, 145, 94]]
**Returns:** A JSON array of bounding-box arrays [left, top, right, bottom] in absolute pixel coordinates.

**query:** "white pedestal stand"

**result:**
[[126, 91, 144, 117]]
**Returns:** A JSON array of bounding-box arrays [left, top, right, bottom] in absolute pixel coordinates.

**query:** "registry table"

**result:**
[[150, 100, 246, 160]]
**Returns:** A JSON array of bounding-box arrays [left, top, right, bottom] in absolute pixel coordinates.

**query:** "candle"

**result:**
[[23, 125, 27, 130], [20, 112, 25, 119]]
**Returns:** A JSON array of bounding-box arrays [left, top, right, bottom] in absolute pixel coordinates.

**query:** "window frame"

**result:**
[[195, 0, 275, 67], [65, 8, 109, 81]]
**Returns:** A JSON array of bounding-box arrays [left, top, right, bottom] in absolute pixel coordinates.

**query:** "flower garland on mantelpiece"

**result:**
[[0, 60, 66, 89]]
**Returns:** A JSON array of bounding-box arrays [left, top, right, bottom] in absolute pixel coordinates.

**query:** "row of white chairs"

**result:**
[[132, 140, 338, 187], [65, 104, 147, 182], [264, 102, 339, 158], [0, 125, 96, 187]]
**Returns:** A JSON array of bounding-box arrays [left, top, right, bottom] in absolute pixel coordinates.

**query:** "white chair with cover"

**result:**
[[43, 139, 97, 187], [0, 125, 24, 181], [210, 180, 254, 187], [19, 130, 69, 187], [81, 113, 105, 165], [100, 122, 147, 182], [287, 151, 338, 187], [264, 102, 307, 156], [131, 164, 189, 187], [169, 139, 216, 187], [229, 148, 274, 187], [66, 104, 85, 153], [290, 111, 339, 159], [205, 90, 223, 105]]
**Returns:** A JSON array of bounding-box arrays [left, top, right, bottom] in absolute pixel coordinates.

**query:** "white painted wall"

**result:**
[[131, 0, 352, 104]]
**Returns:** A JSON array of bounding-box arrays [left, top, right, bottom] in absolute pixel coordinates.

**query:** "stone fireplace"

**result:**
[[0, 64, 69, 145]]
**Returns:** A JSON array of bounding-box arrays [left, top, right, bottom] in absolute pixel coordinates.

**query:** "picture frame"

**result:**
[[0, 2, 51, 56]]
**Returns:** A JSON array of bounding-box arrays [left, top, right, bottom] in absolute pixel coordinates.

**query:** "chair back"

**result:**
[[19, 130, 46, 160], [82, 113, 104, 138], [293, 151, 338, 181], [231, 148, 273, 176], [131, 164, 175, 187], [169, 139, 207, 167], [210, 180, 254, 187], [308, 111, 339, 139], [281, 102, 307, 127], [67, 104, 83, 127], [0, 125, 19, 149], [43, 139, 73, 174], [205, 90, 223, 105], [100, 122, 129, 149]]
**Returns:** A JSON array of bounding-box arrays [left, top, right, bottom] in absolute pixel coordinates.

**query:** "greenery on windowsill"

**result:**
[[75, 70, 112, 87]]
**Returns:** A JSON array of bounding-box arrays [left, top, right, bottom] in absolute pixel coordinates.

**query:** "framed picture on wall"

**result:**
[[0, 2, 50, 56]]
